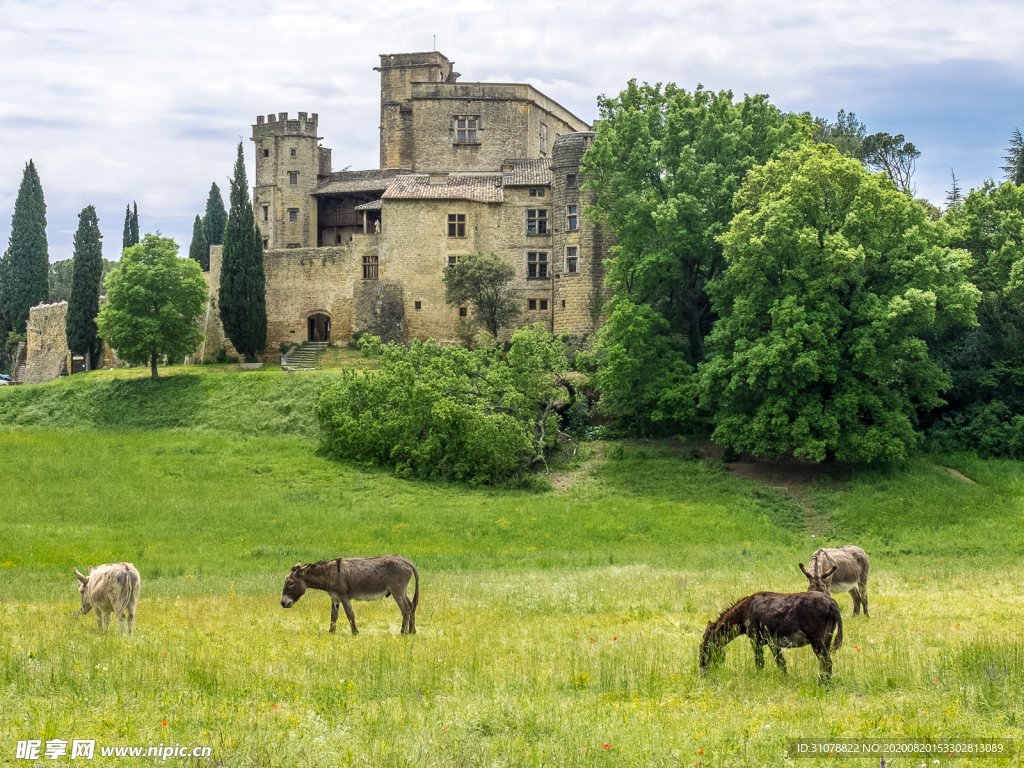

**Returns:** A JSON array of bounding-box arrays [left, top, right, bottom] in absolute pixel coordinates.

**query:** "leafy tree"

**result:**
[[66, 206, 105, 369], [582, 81, 808, 367], [188, 214, 209, 270], [96, 234, 207, 379], [47, 259, 75, 303], [442, 251, 520, 337], [204, 183, 227, 246], [927, 179, 1024, 456], [1, 160, 49, 334], [1002, 128, 1024, 186], [861, 132, 920, 193], [316, 326, 567, 484], [219, 142, 266, 362], [701, 144, 980, 463], [812, 109, 867, 158]]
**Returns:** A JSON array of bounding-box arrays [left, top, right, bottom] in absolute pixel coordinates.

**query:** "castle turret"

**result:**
[[252, 112, 331, 249], [376, 52, 458, 170]]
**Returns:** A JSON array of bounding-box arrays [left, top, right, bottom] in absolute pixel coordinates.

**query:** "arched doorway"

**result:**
[[307, 313, 331, 343]]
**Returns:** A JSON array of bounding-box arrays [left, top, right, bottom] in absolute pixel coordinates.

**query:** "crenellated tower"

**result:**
[[251, 112, 332, 249]]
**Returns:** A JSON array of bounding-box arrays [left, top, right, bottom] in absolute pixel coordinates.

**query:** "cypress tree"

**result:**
[[66, 205, 104, 369], [188, 214, 210, 270], [204, 183, 227, 245], [1, 160, 49, 334], [219, 142, 266, 362], [130, 202, 140, 246], [122, 205, 132, 252]]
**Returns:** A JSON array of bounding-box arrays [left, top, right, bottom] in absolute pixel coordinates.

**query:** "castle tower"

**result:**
[[376, 52, 458, 170], [551, 132, 613, 336], [251, 112, 332, 249]]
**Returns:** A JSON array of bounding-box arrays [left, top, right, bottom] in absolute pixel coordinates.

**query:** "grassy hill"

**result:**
[[1, 363, 1022, 766]]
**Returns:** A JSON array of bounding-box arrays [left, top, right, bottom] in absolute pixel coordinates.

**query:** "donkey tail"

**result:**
[[115, 564, 140, 619], [411, 565, 420, 612], [830, 601, 843, 651]]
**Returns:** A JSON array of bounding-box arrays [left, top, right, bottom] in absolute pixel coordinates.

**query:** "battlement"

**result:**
[[252, 112, 320, 138]]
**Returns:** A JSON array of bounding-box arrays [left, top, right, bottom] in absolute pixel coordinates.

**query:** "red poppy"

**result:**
[[162, 721, 167, 727], [698, 749, 704, 755], [613, 637, 618, 641], [603, 744, 610, 750], [934, 679, 939, 684], [273, 705, 278, 709], [590, 638, 596, 642]]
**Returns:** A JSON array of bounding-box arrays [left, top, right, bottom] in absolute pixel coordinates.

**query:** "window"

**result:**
[[362, 254, 379, 280], [447, 255, 459, 266], [288, 208, 298, 222], [541, 299, 548, 310], [263, 149, 269, 158], [414, 301, 422, 311], [567, 205, 578, 231], [528, 299, 537, 311], [561, 300, 566, 308], [540, 122, 548, 154], [263, 238, 269, 248], [527, 251, 548, 279], [459, 307, 467, 317], [566, 173, 578, 189], [290, 148, 296, 157], [566, 246, 579, 274], [289, 171, 298, 185], [262, 205, 269, 223], [528, 299, 548, 311], [526, 209, 548, 235], [454, 116, 479, 144], [529, 188, 545, 197], [447, 213, 466, 238]]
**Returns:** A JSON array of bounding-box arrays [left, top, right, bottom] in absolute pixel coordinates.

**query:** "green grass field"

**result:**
[[1, 364, 1022, 766]]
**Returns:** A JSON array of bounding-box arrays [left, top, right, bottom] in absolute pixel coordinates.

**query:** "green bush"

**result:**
[[315, 327, 567, 484], [927, 400, 1024, 459]]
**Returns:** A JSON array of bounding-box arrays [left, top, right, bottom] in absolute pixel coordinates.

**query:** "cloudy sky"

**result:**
[[2, 0, 1022, 263]]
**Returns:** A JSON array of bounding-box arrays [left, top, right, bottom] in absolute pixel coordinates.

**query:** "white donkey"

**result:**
[[74, 562, 141, 634]]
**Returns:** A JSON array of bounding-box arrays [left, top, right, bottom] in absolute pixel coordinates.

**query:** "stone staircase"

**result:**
[[281, 342, 328, 371], [10, 342, 27, 384]]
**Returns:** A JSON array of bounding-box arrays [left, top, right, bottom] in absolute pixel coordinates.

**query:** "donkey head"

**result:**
[[699, 620, 725, 674], [74, 567, 93, 614], [280, 562, 308, 608], [799, 563, 837, 594]]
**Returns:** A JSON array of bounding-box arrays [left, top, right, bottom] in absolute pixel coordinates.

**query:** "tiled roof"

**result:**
[[314, 169, 410, 195], [353, 199, 382, 211], [383, 174, 504, 203], [501, 158, 553, 186]]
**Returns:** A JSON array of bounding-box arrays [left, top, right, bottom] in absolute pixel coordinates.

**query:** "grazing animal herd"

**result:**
[[74, 544, 868, 683]]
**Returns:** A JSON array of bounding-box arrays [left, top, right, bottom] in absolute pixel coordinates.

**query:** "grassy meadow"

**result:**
[[1, 363, 1022, 766]]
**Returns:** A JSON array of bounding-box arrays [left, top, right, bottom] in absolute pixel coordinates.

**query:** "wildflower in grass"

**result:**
[[854, 646, 861, 652], [613, 637, 618, 641], [698, 749, 704, 755], [590, 638, 595, 642], [273, 705, 278, 710], [934, 679, 939, 684], [162, 722, 167, 727], [603, 744, 610, 750]]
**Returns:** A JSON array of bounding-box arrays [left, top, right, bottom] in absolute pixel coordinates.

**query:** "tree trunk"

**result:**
[[150, 353, 159, 379]]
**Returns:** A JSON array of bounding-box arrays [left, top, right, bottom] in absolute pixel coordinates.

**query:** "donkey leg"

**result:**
[[813, 641, 833, 684], [341, 599, 358, 635], [860, 583, 869, 618], [771, 645, 787, 673], [392, 591, 411, 634], [849, 588, 862, 616], [329, 599, 340, 634], [752, 639, 766, 670]]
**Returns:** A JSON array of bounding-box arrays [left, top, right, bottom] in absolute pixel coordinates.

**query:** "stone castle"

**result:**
[[17, 50, 613, 382], [201, 50, 613, 358]]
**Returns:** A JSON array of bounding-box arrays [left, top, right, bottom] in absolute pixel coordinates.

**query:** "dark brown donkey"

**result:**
[[699, 591, 843, 683], [280, 555, 419, 634]]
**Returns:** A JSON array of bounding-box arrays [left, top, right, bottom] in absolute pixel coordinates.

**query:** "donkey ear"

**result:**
[[799, 563, 811, 578], [74, 568, 88, 584], [292, 562, 303, 571], [87, 566, 95, 574], [823, 565, 838, 578]]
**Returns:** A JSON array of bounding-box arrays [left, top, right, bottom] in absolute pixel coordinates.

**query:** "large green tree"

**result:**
[[701, 144, 980, 463], [96, 234, 207, 379], [188, 214, 209, 270], [442, 251, 520, 337], [1, 160, 49, 334], [860, 132, 920, 193], [204, 183, 227, 246], [926, 179, 1024, 456], [812, 109, 867, 158], [65, 205, 105, 369], [219, 142, 266, 362], [582, 81, 808, 366]]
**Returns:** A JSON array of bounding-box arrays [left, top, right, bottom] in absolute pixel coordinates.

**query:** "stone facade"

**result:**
[[206, 50, 616, 360], [23, 302, 70, 384]]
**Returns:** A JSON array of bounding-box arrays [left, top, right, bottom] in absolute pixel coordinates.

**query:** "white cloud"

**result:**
[[1, 0, 1022, 259]]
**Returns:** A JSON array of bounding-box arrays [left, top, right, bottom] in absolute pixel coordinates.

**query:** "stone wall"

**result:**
[[23, 302, 70, 384]]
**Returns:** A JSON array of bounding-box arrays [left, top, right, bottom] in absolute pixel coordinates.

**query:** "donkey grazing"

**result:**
[[74, 562, 141, 635], [799, 545, 870, 617], [280, 555, 419, 635], [699, 591, 843, 683]]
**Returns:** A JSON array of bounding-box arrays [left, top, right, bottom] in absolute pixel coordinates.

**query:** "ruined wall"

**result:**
[[23, 302, 70, 384]]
